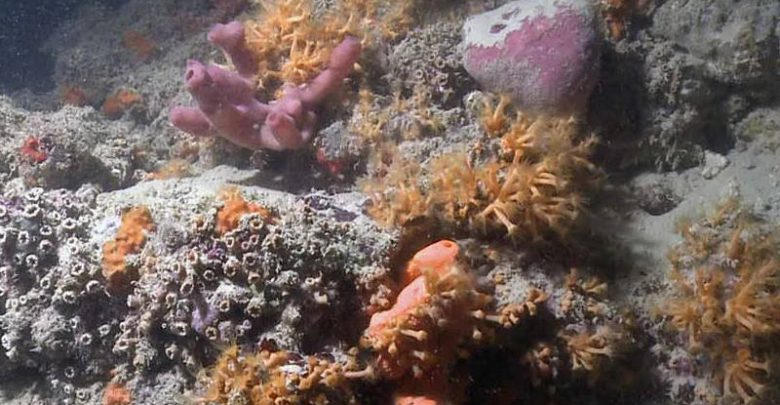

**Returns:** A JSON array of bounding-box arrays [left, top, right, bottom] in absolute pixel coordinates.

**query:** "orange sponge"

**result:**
[[215, 188, 272, 235], [102, 206, 154, 289], [401, 240, 459, 285], [362, 240, 493, 380]]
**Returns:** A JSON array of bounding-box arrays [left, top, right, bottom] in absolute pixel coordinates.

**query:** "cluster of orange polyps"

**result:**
[[361, 240, 493, 403]]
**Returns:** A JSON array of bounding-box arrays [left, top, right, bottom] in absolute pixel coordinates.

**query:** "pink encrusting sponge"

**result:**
[[462, 0, 601, 115]]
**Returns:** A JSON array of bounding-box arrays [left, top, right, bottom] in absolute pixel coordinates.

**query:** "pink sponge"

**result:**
[[170, 22, 362, 151], [462, 0, 600, 115]]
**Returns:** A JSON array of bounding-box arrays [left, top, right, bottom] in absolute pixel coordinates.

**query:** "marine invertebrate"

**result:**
[[361, 240, 513, 380], [0, 186, 124, 401], [144, 159, 193, 180], [102, 206, 154, 289], [169, 21, 362, 151], [200, 345, 357, 404], [659, 200, 780, 404], [462, 0, 601, 115], [109, 182, 397, 393], [401, 239, 460, 285], [561, 267, 609, 316], [215, 187, 272, 234], [244, 0, 420, 88], [101, 89, 142, 119], [362, 95, 599, 243], [243, 0, 336, 87], [386, 21, 475, 107], [481, 94, 512, 137], [560, 326, 620, 374], [347, 85, 450, 152], [19, 136, 50, 164]]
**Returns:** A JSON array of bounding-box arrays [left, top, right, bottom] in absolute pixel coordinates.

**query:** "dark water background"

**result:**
[[0, 0, 127, 92]]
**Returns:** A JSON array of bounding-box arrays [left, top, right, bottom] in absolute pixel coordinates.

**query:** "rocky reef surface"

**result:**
[[0, 0, 778, 404]]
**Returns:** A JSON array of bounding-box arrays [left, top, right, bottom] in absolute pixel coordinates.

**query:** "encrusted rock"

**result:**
[[462, 0, 600, 115]]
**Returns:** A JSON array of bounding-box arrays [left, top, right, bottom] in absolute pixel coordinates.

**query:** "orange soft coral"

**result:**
[[215, 188, 273, 235], [102, 206, 154, 289]]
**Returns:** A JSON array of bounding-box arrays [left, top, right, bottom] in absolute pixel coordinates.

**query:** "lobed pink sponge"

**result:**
[[462, 0, 600, 115], [170, 21, 361, 151]]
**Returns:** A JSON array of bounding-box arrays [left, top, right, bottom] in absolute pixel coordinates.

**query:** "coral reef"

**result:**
[[0, 166, 397, 404], [0, 0, 778, 404], [0, 184, 121, 395], [169, 0, 432, 152], [243, 0, 421, 88], [387, 22, 475, 108], [194, 238, 626, 404]]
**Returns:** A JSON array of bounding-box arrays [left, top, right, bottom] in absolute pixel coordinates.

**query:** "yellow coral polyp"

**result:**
[[561, 326, 618, 372], [244, 0, 421, 92], [202, 346, 357, 405], [660, 200, 780, 404], [724, 259, 780, 334], [723, 348, 770, 404], [361, 96, 599, 243]]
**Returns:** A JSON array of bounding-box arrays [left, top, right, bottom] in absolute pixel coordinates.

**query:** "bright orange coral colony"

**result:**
[[102, 206, 154, 289], [103, 382, 131, 405], [216, 188, 272, 235]]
